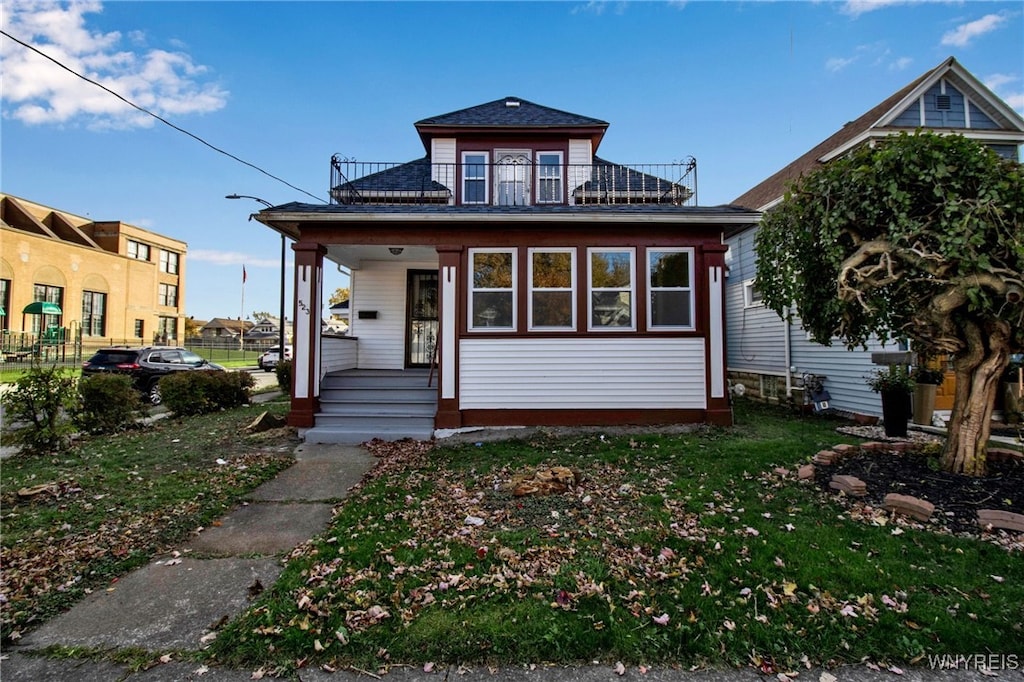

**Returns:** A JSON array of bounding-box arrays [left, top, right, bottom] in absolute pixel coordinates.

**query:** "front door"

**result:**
[[406, 270, 438, 368]]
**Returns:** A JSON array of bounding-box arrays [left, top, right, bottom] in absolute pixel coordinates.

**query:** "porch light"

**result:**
[[389, 247, 404, 255], [225, 194, 286, 361]]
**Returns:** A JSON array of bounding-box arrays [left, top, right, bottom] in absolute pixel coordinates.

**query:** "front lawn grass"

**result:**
[[210, 401, 1023, 673], [0, 401, 296, 641]]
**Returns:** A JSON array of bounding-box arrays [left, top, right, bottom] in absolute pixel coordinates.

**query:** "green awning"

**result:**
[[22, 301, 62, 315]]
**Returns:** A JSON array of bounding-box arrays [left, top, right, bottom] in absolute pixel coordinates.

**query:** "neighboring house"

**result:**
[[0, 193, 187, 353], [328, 300, 350, 332], [198, 317, 254, 341], [726, 57, 1024, 419], [254, 96, 758, 441]]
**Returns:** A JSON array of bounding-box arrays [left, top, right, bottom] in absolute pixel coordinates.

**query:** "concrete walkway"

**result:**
[[2, 440, 376, 680]]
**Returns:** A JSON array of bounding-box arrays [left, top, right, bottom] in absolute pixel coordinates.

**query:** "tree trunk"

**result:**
[[941, 321, 1012, 476]]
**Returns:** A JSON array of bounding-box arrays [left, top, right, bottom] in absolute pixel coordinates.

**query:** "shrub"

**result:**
[[275, 359, 292, 394], [0, 365, 77, 455], [160, 371, 254, 417], [75, 373, 147, 434]]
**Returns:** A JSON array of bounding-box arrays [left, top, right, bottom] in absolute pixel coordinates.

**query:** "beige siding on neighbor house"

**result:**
[[458, 337, 707, 410], [568, 139, 593, 203]]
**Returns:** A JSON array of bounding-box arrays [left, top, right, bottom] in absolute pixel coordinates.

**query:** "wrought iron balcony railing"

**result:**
[[330, 156, 697, 207]]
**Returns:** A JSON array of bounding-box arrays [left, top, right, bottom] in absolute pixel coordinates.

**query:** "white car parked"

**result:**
[[258, 345, 293, 371]]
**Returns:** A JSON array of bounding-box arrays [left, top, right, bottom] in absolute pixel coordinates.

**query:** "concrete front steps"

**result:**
[[302, 369, 437, 444]]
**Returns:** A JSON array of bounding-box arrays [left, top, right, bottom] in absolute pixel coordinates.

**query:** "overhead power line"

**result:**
[[0, 29, 326, 204]]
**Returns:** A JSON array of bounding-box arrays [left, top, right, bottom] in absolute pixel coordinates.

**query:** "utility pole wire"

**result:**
[[0, 29, 326, 204]]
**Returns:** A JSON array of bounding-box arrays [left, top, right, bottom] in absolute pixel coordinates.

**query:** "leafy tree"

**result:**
[[250, 310, 274, 321], [755, 133, 1023, 476], [184, 317, 202, 339], [329, 287, 350, 306]]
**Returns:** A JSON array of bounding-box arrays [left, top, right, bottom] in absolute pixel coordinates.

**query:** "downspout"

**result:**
[[783, 305, 793, 397]]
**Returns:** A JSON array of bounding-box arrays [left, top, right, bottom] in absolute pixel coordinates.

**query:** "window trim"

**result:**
[[462, 152, 489, 205], [528, 247, 576, 331], [587, 247, 636, 332], [468, 247, 517, 332], [535, 151, 564, 204], [647, 247, 696, 331], [742, 278, 764, 308]]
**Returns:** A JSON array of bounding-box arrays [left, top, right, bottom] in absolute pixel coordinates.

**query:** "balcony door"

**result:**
[[406, 270, 438, 368], [495, 151, 531, 206]]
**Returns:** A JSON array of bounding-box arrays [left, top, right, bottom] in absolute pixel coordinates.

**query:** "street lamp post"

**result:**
[[225, 194, 286, 365]]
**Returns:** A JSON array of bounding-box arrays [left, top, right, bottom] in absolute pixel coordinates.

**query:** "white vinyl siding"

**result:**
[[459, 337, 707, 409], [431, 138, 456, 197], [350, 259, 435, 369], [567, 139, 592, 205]]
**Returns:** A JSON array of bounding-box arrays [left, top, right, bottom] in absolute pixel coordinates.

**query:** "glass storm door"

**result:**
[[406, 270, 438, 368]]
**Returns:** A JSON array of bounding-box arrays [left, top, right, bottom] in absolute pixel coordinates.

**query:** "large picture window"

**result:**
[[81, 291, 107, 336], [588, 248, 635, 330], [529, 248, 575, 330], [469, 248, 516, 331], [462, 153, 488, 205], [648, 248, 694, 329]]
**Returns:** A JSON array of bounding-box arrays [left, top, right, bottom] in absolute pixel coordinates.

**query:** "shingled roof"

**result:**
[[416, 97, 608, 128]]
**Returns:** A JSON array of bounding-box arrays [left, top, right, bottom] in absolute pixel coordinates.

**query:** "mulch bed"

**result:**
[[813, 446, 1023, 536]]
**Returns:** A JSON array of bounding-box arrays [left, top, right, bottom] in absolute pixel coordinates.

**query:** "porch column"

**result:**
[[704, 244, 731, 426], [288, 241, 327, 428], [435, 245, 463, 428]]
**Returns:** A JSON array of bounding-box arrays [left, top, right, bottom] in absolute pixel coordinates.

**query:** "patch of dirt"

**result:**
[[814, 447, 1024, 537]]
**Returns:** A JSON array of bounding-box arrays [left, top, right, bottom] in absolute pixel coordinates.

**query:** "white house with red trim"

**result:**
[[254, 97, 758, 442]]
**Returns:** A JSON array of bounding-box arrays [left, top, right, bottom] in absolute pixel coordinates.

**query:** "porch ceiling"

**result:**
[[326, 244, 439, 270]]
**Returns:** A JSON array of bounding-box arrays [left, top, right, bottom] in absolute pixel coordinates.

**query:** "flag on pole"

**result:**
[[242, 265, 247, 284]]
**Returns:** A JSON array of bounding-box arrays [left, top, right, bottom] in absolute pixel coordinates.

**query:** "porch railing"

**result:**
[[330, 156, 697, 207]]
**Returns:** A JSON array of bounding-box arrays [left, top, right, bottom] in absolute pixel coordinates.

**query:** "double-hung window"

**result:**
[[588, 248, 635, 330], [127, 240, 150, 261], [647, 248, 694, 329], [469, 248, 516, 331], [529, 248, 575, 330], [160, 250, 180, 274], [31, 283, 63, 333], [536, 152, 563, 204], [462, 153, 488, 205], [159, 283, 178, 307]]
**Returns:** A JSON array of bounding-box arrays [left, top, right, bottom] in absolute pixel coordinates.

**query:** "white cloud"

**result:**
[[941, 13, 1008, 48], [841, 0, 913, 18], [826, 56, 858, 73], [889, 57, 913, 71], [984, 73, 1024, 117], [190, 250, 281, 269], [0, 0, 228, 129]]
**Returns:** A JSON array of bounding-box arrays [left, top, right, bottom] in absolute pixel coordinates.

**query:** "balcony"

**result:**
[[330, 156, 697, 207]]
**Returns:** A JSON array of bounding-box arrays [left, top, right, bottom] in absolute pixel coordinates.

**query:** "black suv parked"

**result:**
[[81, 347, 225, 405]]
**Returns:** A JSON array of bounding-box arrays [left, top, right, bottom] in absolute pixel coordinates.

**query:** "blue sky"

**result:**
[[2, 0, 1022, 322]]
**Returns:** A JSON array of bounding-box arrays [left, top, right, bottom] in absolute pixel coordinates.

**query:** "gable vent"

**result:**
[[936, 94, 951, 110], [505, 99, 521, 108]]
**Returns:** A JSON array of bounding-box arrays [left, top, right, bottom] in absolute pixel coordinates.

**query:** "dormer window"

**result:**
[[462, 152, 488, 204], [536, 152, 563, 203]]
